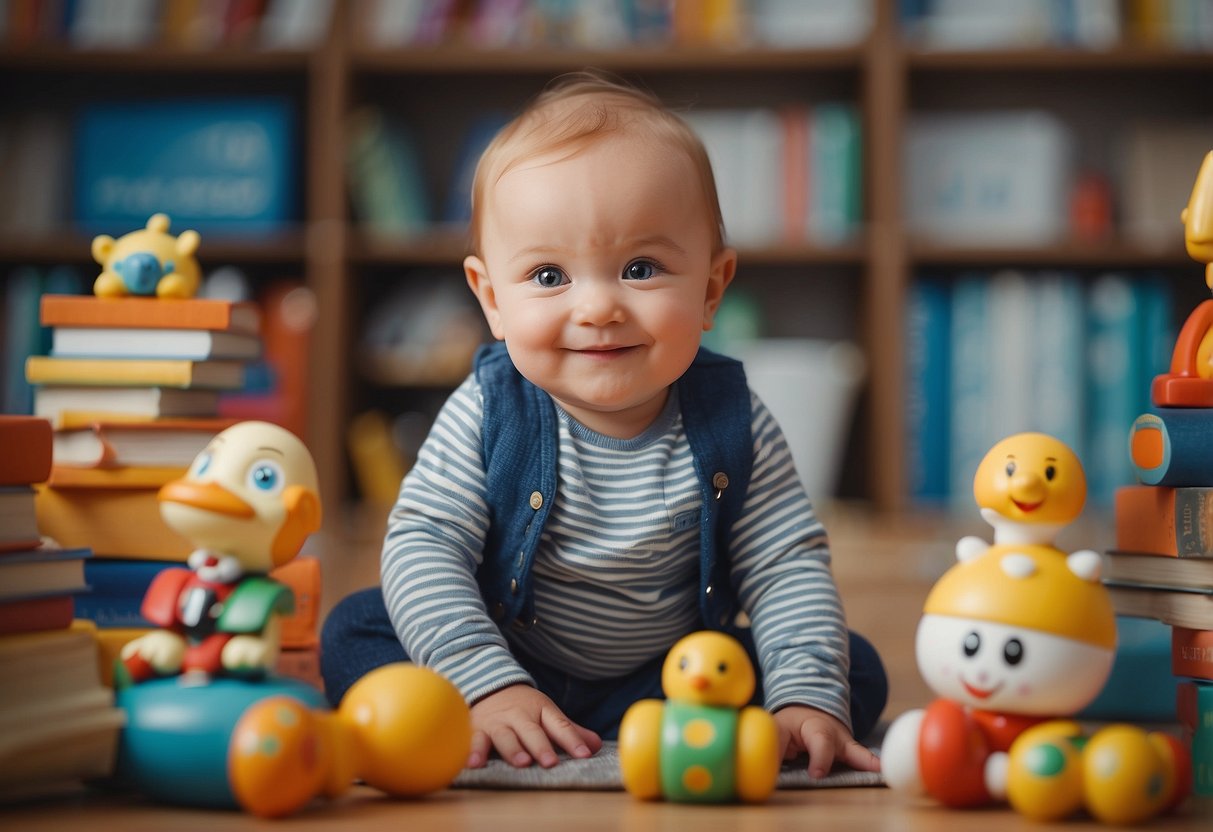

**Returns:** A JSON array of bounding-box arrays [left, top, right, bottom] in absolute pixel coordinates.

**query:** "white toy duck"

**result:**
[[119, 421, 322, 684], [618, 631, 780, 804]]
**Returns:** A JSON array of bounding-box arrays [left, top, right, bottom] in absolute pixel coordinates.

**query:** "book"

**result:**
[[948, 272, 994, 510], [2, 266, 43, 414], [74, 99, 296, 236], [1130, 408, 1213, 488], [987, 269, 1035, 443], [1115, 486, 1213, 557], [0, 625, 124, 800], [51, 326, 262, 361], [904, 275, 951, 503], [1085, 273, 1143, 505], [26, 356, 246, 390], [1103, 550, 1213, 589], [39, 294, 260, 334], [0, 594, 75, 636], [1176, 680, 1213, 796], [1105, 583, 1213, 630], [0, 487, 41, 553], [51, 418, 235, 469], [807, 102, 862, 244], [346, 107, 430, 235], [904, 111, 1072, 245], [1122, 120, 1213, 249], [0, 415, 52, 486], [35, 486, 191, 559], [1029, 272, 1085, 459], [33, 385, 221, 427], [0, 546, 91, 602], [1173, 626, 1213, 681], [47, 464, 186, 490]]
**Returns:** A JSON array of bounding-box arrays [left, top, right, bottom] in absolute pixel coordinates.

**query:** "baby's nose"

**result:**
[[573, 281, 625, 325]]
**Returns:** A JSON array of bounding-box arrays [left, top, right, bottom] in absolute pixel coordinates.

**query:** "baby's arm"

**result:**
[[468, 684, 602, 768], [773, 705, 880, 778]]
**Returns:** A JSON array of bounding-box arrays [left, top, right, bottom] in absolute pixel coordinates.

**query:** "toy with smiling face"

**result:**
[[92, 213, 202, 298], [118, 421, 322, 683], [618, 631, 780, 804], [881, 434, 1191, 821]]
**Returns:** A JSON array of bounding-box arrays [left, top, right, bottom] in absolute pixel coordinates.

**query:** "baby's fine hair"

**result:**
[[468, 70, 726, 255]]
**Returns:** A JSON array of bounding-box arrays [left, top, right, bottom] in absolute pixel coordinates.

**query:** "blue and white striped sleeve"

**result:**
[[728, 392, 852, 728], [379, 375, 534, 703]]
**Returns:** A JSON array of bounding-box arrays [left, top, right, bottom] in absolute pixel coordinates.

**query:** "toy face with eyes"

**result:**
[[159, 421, 321, 571], [916, 615, 1113, 716], [972, 432, 1087, 526], [660, 631, 756, 708]]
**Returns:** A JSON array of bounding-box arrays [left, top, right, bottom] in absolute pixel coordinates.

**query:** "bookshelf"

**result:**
[[1, 0, 1212, 521]]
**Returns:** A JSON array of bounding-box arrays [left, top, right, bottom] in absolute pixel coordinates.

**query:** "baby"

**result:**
[[322, 72, 887, 779]]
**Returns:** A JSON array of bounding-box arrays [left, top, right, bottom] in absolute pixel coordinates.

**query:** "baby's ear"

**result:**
[[703, 247, 737, 330], [464, 255, 503, 339]]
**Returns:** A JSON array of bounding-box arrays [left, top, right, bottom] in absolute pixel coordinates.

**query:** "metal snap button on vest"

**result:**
[[704, 584, 713, 596], [529, 491, 543, 510], [712, 472, 729, 499], [509, 578, 519, 594], [512, 616, 537, 631]]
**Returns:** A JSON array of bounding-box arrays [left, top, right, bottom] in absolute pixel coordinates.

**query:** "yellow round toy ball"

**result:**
[[339, 663, 472, 796], [1083, 725, 1173, 825], [1006, 721, 1085, 822]]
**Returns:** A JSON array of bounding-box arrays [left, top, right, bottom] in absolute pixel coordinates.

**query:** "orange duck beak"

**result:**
[[158, 479, 255, 518]]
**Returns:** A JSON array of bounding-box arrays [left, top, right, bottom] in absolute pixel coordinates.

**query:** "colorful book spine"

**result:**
[[0, 414, 53, 485], [1116, 485, 1213, 557], [1177, 680, 1213, 796], [1173, 626, 1213, 681], [904, 275, 951, 503], [1129, 408, 1213, 487], [39, 294, 260, 333]]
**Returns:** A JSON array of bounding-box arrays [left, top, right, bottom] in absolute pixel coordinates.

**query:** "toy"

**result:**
[[618, 631, 780, 804], [880, 432, 1190, 821], [1151, 148, 1213, 407], [92, 212, 202, 299], [116, 662, 472, 817], [118, 421, 322, 683]]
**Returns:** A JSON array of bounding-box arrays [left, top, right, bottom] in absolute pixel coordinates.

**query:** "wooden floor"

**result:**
[[4, 504, 1212, 829]]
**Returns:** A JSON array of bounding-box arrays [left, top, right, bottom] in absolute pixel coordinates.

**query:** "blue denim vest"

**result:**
[[474, 341, 753, 635]]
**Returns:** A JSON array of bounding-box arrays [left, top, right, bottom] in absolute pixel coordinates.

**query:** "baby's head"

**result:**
[[463, 72, 737, 438], [468, 72, 726, 257]]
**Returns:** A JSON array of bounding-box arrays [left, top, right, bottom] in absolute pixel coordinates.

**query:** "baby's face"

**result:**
[[467, 134, 734, 438]]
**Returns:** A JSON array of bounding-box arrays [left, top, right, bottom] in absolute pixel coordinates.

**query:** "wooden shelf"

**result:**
[[904, 44, 1213, 71], [909, 238, 1197, 268], [349, 43, 869, 74], [0, 44, 312, 73], [0, 231, 309, 266]]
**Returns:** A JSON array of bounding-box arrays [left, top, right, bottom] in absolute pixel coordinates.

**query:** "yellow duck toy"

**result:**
[[618, 631, 780, 803], [119, 421, 322, 682]]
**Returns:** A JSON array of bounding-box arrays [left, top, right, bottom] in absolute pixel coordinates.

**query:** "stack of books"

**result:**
[[0, 414, 123, 800], [25, 294, 324, 689], [1106, 485, 1213, 796], [26, 294, 256, 672]]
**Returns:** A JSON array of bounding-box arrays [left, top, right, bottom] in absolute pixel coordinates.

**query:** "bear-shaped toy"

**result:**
[[92, 213, 201, 298]]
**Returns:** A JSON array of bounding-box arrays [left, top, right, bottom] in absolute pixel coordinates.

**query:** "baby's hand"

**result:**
[[468, 684, 602, 769], [773, 705, 880, 779]]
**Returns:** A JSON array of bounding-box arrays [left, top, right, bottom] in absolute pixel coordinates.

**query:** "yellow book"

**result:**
[[25, 356, 244, 390], [35, 485, 192, 560], [46, 465, 186, 490]]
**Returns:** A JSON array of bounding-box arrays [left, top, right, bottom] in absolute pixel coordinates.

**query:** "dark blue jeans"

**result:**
[[321, 586, 888, 742]]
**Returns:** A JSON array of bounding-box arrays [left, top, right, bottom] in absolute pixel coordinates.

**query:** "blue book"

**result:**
[[74, 558, 177, 628], [1029, 272, 1085, 458], [1080, 616, 1177, 721], [1084, 272, 1141, 506], [2, 267, 43, 415], [74, 98, 296, 236], [904, 274, 951, 504], [807, 103, 861, 244], [948, 272, 993, 510]]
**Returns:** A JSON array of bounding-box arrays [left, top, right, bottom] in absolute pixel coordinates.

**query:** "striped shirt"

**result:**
[[381, 375, 851, 727]]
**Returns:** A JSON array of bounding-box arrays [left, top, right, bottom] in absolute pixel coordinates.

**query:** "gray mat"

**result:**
[[452, 740, 885, 791]]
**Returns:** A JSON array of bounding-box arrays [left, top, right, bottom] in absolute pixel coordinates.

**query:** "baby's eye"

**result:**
[[531, 266, 568, 288], [623, 260, 659, 281]]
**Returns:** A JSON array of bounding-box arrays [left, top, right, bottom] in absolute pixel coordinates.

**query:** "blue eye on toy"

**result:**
[[247, 460, 285, 494], [193, 451, 213, 477]]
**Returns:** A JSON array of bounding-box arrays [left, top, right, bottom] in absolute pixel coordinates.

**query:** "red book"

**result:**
[[1115, 485, 1213, 557], [0, 415, 52, 486], [1173, 626, 1213, 681], [0, 595, 74, 636], [39, 295, 260, 334]]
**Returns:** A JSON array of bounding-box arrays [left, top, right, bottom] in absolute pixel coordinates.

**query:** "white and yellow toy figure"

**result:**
[[92, 212, 201, 298], [881, 433, 1190, 822], [118, 421, 322, 683], [619, 631, 780, 804]]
